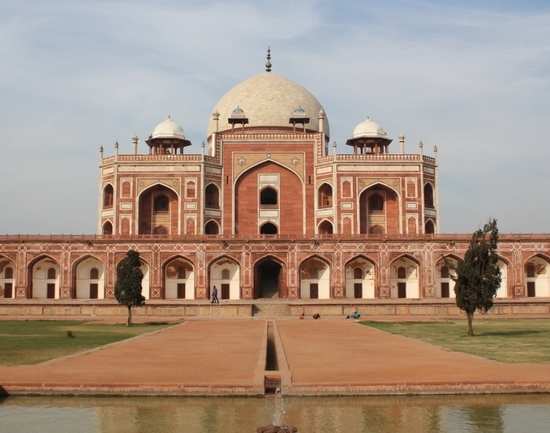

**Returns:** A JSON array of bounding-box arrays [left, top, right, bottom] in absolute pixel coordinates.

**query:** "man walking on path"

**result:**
[[211, 285, 220, 304]]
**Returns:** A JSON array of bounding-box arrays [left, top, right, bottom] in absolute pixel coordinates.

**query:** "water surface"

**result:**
[[1, 394, 550, 433]]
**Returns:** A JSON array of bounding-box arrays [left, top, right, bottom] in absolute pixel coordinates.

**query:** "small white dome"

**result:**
[[151, 116, 185, 140], [352, 117, 389, 140]]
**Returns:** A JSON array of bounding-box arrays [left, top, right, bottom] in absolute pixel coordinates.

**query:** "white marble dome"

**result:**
[[207, 72, 329, 137], [352, 117, 389, 140], [151, 116, 186, 140]]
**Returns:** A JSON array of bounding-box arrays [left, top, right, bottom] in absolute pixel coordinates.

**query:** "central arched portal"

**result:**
[[254, 257, 284, 299]]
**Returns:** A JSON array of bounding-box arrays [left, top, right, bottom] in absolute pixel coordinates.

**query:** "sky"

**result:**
[[1, 0, 549, 234]]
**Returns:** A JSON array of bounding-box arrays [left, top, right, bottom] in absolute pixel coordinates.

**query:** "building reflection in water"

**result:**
[[1, 395, 548, 433]]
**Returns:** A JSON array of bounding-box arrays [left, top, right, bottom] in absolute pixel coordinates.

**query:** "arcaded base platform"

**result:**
[[1, 298, 550, 321]]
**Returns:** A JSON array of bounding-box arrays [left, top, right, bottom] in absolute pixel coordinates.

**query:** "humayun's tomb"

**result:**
[[1, 53, 550, 318]]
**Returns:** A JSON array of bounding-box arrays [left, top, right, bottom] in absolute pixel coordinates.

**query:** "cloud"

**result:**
[[0, 0, 549, 233]]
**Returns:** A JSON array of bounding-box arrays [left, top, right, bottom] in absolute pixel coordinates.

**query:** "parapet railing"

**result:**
[[317, 154, 436, 163], [1, 233, 549, 242], [101, 154, 220, 163]]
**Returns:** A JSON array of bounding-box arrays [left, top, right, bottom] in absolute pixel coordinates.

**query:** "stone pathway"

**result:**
[[0, 320, 266, 394], [2, 318, 550, 395], [276, 319, 550, 393]]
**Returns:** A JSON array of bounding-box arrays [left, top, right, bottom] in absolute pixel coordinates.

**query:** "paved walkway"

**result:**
[[0, 320, 266, 394], [276, 320, 550, 393], [2, 319, 550, 395]]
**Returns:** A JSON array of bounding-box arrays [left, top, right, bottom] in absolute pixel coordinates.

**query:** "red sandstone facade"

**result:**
[[1, 66, 549, 304]]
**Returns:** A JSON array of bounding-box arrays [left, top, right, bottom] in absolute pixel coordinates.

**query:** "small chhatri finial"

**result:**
[[265, 46, 272, 72]]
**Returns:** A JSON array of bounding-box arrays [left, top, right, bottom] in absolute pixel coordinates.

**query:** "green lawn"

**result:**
[[363, 319, 550, 363], [0, 320, 170, 366]]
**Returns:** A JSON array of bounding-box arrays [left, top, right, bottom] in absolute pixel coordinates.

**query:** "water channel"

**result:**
[[1, 394, 550, 433]]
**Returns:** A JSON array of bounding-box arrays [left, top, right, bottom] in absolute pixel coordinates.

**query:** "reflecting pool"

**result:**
[[1, 394, 550, 433]]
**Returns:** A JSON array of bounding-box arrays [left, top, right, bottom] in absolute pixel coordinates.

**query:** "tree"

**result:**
[[115, 250, 145, 326], [449, 219, 501, 336]]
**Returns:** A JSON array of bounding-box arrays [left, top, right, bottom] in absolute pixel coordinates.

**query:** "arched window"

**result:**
[[121, 181, 131, 197], [353, 268, 363, 279], [369, 225, 384, 235], [425, 220, 435, 234], [102, 221, 113, 235], [176, 265, 186, 279], [260, 187, 278, 206], [526, 262, 536, 278], [342, 181, 351, 198], [424, 183, 434, 209], [205, 184, 220, 209], [90, 268, 99, 280], [154, 194, 169, 212], [5, 267, 13, 279], [440, 266, 449, 279], [47, 268, 56, 279], [318, 220, 333, 235], [260, 222, 278, 235], [368, 194, 384, 211], [221, 269, 230, 280], [186, 181, 196, 199], [397, 266, 406, 279], [103, 185, 114, 208], [205, 220, 220, 235], [318, 184, 333, 208]]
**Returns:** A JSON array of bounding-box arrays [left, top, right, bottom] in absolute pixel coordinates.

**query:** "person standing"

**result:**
[[211, 285, 219, 304]]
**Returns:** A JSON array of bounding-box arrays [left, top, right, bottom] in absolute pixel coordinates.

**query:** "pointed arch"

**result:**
[[358, 182, 402, 235], [390, 254, 421, 299], [299, 255, 331, 299], [102, 220, 113, 235], [205, 183, 220, 209], [0, 255, 16, 299], [424, 182, 435, 209], [72, 254, 105, 299], [103, 184, 114, 209], [317, 219, 334, 235], [253, 254, 287, 299], [208, 255, 241, 300], [233, 159, 305, 236], [28, 254, 61, 299], [205, 219, 220, 235], [162, 255, 195, 299], [318, 183, 333, 208], [344, 254, 377, 299], [137, 183, 180, 235]]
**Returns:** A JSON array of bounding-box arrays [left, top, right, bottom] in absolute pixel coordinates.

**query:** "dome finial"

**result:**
[[265, 46, 272, 72]]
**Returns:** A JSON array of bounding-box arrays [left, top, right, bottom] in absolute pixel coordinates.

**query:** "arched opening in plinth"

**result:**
[[30, 256, 60, 299], [164, 256, 195, 300], [345, 256, 376, 299], [299, 256, 331, 299], [73, 256, 105, 299], [254, 256, 285, 299], [390, 255, 420, 299], [0, 256, 15, 299], [525, 255, 550, 297], [208, 256, 240, 300]]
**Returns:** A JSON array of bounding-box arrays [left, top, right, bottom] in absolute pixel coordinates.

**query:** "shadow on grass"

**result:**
[[476, 329, 546, 337]]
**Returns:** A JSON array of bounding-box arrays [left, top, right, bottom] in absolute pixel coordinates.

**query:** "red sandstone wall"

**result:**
[[235, 161, 303, 236]]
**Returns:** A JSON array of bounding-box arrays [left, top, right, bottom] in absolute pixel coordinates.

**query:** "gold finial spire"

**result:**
[[265, 46, 272, 72]]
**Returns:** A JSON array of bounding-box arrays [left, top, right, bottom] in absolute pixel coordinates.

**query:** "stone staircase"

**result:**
[[253, 302, 291, 318]]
